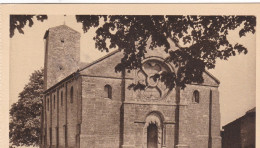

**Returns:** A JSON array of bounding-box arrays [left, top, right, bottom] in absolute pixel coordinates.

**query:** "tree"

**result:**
[[9, 69, 44, 147], [75, 15, 255, 147], [9, 15, 256, 89], [10, 15, 48, 38], [76, 15, 256, 90], [8, 15, 256, 147]]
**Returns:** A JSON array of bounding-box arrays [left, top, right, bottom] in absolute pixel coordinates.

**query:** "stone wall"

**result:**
[[42, 75, 81, 148], [42, 25, 81, 148], [122, 84, 221, 148], [80, 76, 123, 148], [179, 84, 221, 148], [44, 25, 80, 90], [122, 103, 176, 148], [78, 51, 221, 148]]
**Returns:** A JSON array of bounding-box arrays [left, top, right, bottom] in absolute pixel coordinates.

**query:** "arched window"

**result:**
[[57, 91, 59, 108], [70, 86, 74, 103], [53, 95, 55, 109], [61, 91, 63, 106], [47, 98, 49, 110], [104, 84, 112, 99], [193, 90, 200, 103]]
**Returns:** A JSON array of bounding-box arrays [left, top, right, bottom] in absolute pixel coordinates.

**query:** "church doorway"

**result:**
[[147, 123, 158, 148]]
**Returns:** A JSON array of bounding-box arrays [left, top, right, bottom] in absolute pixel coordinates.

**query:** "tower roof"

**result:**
[[44, 25, 80, 39]]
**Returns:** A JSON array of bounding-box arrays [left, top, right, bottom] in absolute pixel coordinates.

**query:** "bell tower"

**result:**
[[43, 25, 80, 90]]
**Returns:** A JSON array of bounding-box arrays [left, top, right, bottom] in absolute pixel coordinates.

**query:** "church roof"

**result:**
[[79, 50, 120, 72], [204, 70, 220, 84], [44, 50, 220, 93], [44, 49, 220, 93], [78, 49, 220, 85]]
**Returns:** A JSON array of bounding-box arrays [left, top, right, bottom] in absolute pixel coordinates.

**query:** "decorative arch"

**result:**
[[145, 111, 165, 122], [142, 112, 165, 148], [137, 57, 174, 101], [142, 56, 174, 72]]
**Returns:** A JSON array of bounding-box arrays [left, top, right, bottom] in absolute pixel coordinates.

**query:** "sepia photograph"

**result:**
[[1, 4, 258, 148]]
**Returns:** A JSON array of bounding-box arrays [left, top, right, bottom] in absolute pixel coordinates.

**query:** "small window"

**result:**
[[70, 86, 74, 103], [47, 98, 49, 110], [193, 90, 200, 103], [61, 91, 63, 106], [44, 97, 47, 110], [53, 95, 55, 109], [57, 91, 59, 108], [104, 84, 112, 99]]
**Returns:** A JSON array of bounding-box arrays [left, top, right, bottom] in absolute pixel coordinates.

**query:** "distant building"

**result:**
[[40, 25, 222, 148], [222, 107, 256, 148]]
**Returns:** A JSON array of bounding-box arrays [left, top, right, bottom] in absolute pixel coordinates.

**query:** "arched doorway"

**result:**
[[147, 123, 158, 148], [142, 112, 163, 148]]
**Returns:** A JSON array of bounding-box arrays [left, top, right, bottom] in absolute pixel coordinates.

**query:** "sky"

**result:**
[[10, 15, 256, 127]]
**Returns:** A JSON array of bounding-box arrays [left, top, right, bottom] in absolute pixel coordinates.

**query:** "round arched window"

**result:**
[[70, 86, 74, 103], [104, 84, 112, 99], [193, 90, 200, 103], [53, 95, 55, 109], [61, 91, 63, 106], [47, 98, 49, 110]]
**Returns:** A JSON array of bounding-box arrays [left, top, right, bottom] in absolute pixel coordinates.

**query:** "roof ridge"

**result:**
[[44, 25, 80, 39], [79, 50, 220, 85], [51, 24, 80, 33], [204, 70, 220, 84], [79, 50, 120, 72]]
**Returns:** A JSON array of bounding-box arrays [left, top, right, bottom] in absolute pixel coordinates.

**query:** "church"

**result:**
[[40, 25, 222, 148]]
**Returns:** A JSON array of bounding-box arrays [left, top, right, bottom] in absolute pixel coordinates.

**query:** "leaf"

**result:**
[[10, 15, 254, 93], [10, 15, 47, 38], [9, 68, 44, 147], [234, 43, 247, 54]]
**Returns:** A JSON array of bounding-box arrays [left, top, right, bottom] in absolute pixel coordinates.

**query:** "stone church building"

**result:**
[[40, 25, 222, 148]]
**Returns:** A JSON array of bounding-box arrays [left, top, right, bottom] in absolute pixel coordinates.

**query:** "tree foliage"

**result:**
[[9, 69, 44, 147], [9, 15, 256, 89], [10, 15, 48, 38], [8, 14, 256, 147], [76, 15, 256, 89]]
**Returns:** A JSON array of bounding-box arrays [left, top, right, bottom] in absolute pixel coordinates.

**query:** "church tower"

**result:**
[[43, 25, 81, 90]]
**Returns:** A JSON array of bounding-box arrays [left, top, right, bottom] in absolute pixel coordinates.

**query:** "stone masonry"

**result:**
[[41, 25, 222, 148]]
